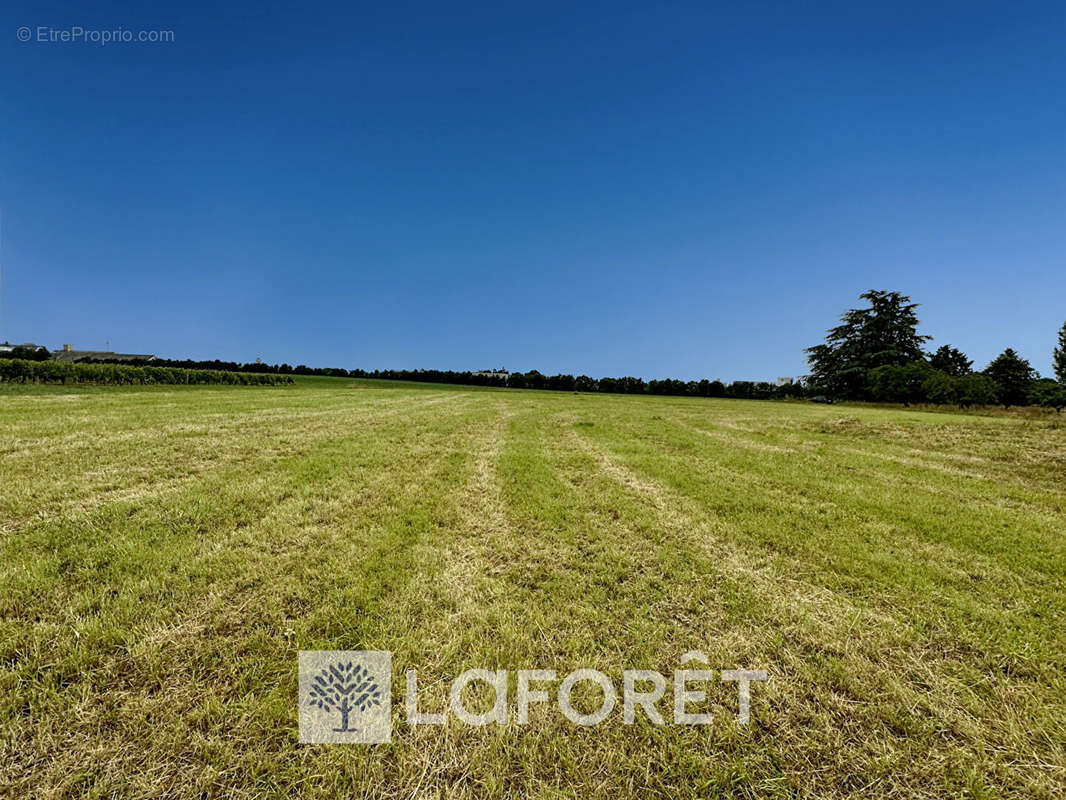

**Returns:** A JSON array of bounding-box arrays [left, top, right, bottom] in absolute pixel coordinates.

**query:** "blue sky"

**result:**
[[2, 1, 1064, 380]]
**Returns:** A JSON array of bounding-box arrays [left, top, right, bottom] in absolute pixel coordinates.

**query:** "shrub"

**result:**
[[922, 371, 959, 405], [868, 362, 934, 405], [956, 374, 999, 408], [1029, 380, 1066, 413]]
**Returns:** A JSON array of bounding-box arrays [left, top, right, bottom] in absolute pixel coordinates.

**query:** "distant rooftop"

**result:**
[[52, 344, 156, 363]]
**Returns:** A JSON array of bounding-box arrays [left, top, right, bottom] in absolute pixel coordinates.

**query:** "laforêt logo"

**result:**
[[298, 649, 768, 745], [299, 651, 392, 743]]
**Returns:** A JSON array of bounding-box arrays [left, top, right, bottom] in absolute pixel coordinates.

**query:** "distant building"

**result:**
[[473, 368, 510, 380], [52, 343, 156, 363], [0, 342, 46, 356], [775, 376, 794, 386]]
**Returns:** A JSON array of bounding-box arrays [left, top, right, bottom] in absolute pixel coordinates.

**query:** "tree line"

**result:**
[[82, 356, 806, 400], [362, 369, 810, 400], [0, 359, 293, 386], [806, 290, 1066, 411], [6, 294, 1064, 408]]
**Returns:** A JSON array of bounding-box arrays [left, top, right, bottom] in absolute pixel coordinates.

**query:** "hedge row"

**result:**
[[0, 359, 294, 386]]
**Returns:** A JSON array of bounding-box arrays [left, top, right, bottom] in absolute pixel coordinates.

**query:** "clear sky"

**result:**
[[2, 1, 1064, 380]]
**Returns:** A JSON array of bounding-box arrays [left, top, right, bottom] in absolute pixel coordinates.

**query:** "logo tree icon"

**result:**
[[307, 660, 383, 732]]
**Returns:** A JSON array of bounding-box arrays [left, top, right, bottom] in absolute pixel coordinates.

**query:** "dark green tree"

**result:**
[[806, 290, 932, 399], [1029, 379, 1066, 413], [867, 361, 934, 406], [525, 370, 547, 390], [929, 345, 972, 377], [956, 373, 999, 408], [1054, 320, 1066, 383], [547, 373, 576, 391], [922, 371, 959, 405], [9, 345, 51, 361], [574, 375, 597, 392], [984, 348, 1036, 408]]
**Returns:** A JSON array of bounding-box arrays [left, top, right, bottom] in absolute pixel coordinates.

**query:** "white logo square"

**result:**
[[298, 650, 392, 743]]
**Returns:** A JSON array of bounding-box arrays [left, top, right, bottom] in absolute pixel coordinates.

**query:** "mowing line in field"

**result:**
[[567, 413, 1063, 797]]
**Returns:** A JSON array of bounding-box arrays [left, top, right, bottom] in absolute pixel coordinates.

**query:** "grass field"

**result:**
[[2, 379, 1064, 798]]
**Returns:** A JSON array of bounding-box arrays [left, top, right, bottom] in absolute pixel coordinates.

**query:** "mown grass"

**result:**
[[1, 380, 1064, 798]]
